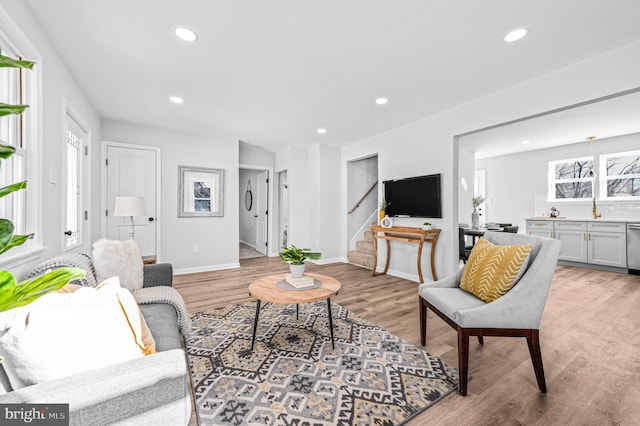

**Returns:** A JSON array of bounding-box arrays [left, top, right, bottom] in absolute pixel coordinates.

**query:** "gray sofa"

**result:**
[[0, 253, 191, 426]]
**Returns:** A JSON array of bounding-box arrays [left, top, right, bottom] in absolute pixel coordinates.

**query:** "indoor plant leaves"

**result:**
[[0, 54, 35, 70], [0, 102, 28, 117], [0, 267, 85, 312]]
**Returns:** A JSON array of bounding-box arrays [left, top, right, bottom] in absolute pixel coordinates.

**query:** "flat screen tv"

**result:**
[[383, 173, 442, 218]]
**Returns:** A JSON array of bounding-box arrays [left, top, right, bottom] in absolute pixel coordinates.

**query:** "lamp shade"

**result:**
[[113, 196, 147, 217]]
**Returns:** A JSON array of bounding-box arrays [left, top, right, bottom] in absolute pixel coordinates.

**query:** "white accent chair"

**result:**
[[419, 232, 561, 395]]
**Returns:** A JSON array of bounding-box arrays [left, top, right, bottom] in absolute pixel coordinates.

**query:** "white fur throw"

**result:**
[[92, 239, 144, 291]]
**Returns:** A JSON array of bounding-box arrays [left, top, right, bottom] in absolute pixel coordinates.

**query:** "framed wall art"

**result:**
[[178, 165, 225, 217]]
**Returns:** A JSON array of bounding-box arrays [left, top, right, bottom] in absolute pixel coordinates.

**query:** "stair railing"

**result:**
[[348, 181, 378, 214], [349, 209, 377, 250]]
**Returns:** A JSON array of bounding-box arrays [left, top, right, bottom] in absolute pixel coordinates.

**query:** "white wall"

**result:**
[[342, 39, 640, 281], [0, 0, 101, 278], [458, 145, 475, 225], [238, 168, 260, 247], [475, 132, 640, 230], [102, 119, 239, 273], [273, 144, 343, 262]]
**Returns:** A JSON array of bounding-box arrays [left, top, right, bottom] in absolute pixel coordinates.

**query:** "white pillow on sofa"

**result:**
[[92, 238, 144, 291], [0, 277, 152, 388]]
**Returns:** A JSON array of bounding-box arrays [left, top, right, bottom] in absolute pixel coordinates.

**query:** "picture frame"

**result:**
[[178, 165, 225, 217]]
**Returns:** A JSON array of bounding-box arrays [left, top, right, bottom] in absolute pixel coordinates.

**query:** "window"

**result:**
[[0, 20, 41, 265], [0, 41, 28, 237], [549, 157, 594, 200], [601, 150, 640, 199]]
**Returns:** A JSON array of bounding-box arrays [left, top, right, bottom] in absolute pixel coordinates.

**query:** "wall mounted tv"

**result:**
[[383, 173, 442, 218]]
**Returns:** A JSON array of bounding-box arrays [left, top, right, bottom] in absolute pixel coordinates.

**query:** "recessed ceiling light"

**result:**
[[521, 140, 531, 145], [175, 27, 198, 42], [169, 96, 184, 104], [317, 128, 327, 134], [375, 97, 388, 105], [504, 28, 528, 43]]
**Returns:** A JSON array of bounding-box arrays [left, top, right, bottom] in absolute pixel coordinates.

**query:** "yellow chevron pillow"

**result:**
[[460, 238, 532, 303]]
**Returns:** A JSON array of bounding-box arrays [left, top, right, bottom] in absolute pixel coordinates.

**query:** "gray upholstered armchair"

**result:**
[[419, 232, 561, 395]]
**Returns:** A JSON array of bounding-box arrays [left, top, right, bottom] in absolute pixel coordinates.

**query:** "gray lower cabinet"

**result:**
[[555, 221, 588, 263], [587, 222, 627, 268], [526, 220, 553, 238], [526, 219, 627, 268]]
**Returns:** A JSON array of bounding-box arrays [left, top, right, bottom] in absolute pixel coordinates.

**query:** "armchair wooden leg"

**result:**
[[526, 329, 547, 393], [419, 298, 427, 346], [457, 327, 470, 396]]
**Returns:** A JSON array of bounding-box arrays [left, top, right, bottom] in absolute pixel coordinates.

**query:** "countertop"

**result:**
[[526, 217, 634, 223]]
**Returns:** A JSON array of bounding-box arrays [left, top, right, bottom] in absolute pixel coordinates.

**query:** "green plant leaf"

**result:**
[[278, 244, 322, 264], [0, 143, 16, 159], [0, 181, 27, 199], [0, 55, 35, 69], [0, 233, 33, 255], [0, 219, 13, 248], [0, 103, 28, 117], [0, 267, 85, 312]]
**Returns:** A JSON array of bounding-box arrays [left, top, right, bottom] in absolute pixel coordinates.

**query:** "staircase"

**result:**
[[348, 229, 376, 269]]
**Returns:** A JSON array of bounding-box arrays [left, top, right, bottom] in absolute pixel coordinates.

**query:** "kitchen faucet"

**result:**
[[592, 197, 601, 219]]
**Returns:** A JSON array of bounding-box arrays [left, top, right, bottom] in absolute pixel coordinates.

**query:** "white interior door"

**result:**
[[106, 144, 157, 256], [255, 170, 268, 255]]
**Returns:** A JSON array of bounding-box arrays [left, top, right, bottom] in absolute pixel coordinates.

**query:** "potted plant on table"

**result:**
[[471, 196, 485, 230], [278, 245, 322, 278], [379, 199, 390, 224], [422, 222, 432, 230], [0, 50, 85, 314]]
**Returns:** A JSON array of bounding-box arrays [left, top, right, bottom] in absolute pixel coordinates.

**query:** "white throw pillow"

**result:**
[[0, 277, 150, 388], [92, 238, 144, 291]]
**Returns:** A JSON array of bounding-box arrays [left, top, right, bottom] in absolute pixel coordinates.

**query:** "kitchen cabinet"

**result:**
[[587, 222, 627, 268], [555, 221, 588, 262], [526, 219, 627, 268], [526, 220, 553, 238]]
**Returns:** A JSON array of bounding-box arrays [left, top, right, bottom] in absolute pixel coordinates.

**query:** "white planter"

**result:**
[[422, 225, 432, 230], [289, 263, 305, 278]]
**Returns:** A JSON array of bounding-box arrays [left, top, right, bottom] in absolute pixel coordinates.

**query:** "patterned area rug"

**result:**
[[187, 301, 458, 426]]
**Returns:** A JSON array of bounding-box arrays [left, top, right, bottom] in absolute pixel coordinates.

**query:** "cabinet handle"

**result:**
[[588, 233, 591, 241], [583, 233, 586, 241]]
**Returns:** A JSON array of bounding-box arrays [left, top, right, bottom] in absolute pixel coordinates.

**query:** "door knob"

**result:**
[[64, 230, 73, 236], [148, 217, 155, 222]]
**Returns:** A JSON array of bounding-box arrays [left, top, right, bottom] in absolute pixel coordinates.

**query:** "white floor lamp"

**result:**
[[113, 196, 147, 240]]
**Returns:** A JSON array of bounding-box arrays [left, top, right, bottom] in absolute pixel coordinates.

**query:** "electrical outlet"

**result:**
[[193, 244, 199, 253]]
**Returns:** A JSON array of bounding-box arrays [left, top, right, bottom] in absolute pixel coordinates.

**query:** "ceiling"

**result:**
[[23, 0, 640, 151], [463, 89, 640, 159]]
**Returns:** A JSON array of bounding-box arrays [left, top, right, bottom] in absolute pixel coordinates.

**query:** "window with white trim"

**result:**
[[548, 157, 594, 200], [0, 41, 28, 237], [600, 150, 640, 199]]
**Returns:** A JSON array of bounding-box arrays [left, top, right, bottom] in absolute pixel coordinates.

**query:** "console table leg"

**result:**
[[326, 298, 335, 350], [251, 299, 261, 351], [372, 234, 378, 276], [417, 240, 424, 283], [383, 239, 391, 274]]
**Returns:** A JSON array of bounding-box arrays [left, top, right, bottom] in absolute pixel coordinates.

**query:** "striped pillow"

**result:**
[[460, 238, 532, 303]]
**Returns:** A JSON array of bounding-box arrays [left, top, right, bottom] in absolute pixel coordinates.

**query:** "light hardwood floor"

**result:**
[[175, 258, 640, 425]]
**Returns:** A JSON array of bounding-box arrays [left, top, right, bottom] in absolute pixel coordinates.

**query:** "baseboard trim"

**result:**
[[373, 266, 431, 284], [312, 257, 345, 265], [174, 262, 241, 276]]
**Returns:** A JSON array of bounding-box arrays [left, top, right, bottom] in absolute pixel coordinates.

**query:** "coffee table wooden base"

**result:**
[[248, 273, 341, 351]]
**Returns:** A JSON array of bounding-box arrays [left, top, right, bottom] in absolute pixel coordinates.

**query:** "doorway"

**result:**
[[102, 141, 160, 257], [239, 167, 270, 259]]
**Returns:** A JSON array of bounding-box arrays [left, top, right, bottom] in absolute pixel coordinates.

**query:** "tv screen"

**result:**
[[383, 174, 442, 218]]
